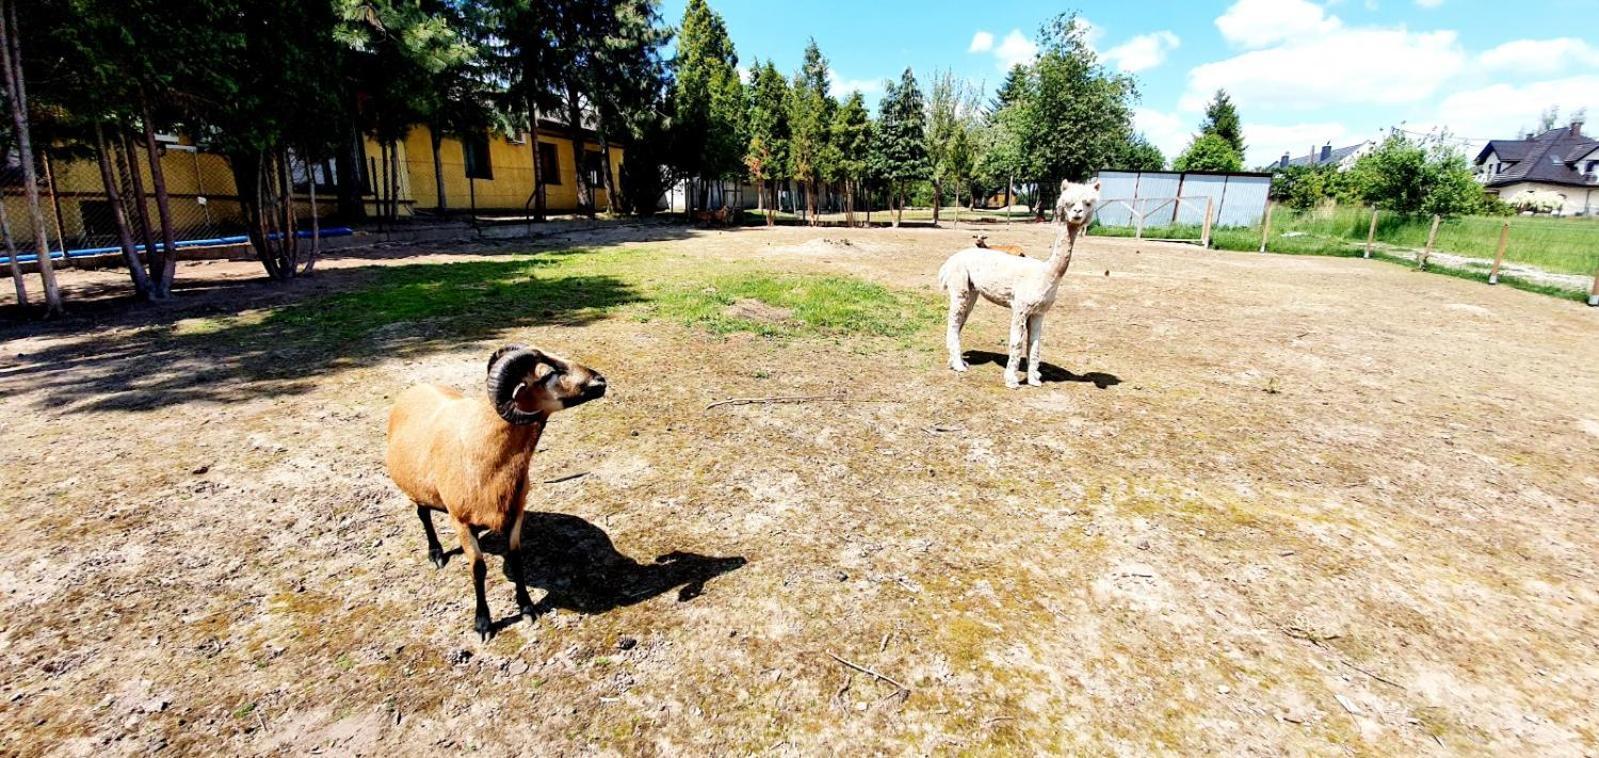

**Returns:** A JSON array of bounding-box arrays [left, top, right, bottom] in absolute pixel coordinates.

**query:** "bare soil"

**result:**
[[2, 222, 1597, 756]]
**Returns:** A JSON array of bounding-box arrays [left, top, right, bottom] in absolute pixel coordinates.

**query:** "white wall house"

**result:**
[[1474, 121, 1599, 216]]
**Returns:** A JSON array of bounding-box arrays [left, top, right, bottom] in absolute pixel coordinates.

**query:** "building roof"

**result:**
[[1283, 142, 1367, 167], [1482, 123, 1596, 189], [1564, 141, 1599, 163], [1476, 139, 1533, 164]]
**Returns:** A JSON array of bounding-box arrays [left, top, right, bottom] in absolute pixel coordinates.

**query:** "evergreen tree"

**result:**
[[744, 59, 789, 225], [1113, 134, 1166, 171], [875, 67, 929, 227], [786, 40, 832, 224], [826, 90, 870, 226], [670, 0, 743, 212], [1197, 89, 1245, 158]]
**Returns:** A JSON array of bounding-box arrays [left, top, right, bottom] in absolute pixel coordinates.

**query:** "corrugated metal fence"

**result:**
[[1096, 170, 1273, 229]]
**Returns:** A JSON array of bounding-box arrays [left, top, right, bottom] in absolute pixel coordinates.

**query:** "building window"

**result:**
[[538, 143, 560, 186], [584, 151, 606, 188], [464, 133, 493, 180]]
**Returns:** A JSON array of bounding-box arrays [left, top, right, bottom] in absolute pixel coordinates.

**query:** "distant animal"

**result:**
[[386, 345, 608, 640], [972, 235, 1027, 257], [692, 207, 735, 227], [938, 179, 1100, 389]]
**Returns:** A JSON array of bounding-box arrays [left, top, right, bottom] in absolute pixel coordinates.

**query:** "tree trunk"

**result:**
[[388, 139, 400, 221], [278, 147, 299, 272], [525, 105, 546, 222], [430, 126, 447, 213], [93, 123, 152, 299], [0, 183, 27, 306], [334, 111, 366, 221], [565, 88, 593, 218], [233, 149, 297, 281], [120, 129, 161, 291], [932, 180, 942, 226], [42, 149, 70, 266], [304, 149, 321, 274], [806, 181, 816, 226], [765, 179, 774, 226], [141, 102, 179, 297], [0, 0, 61, 314], [893, 183, 904, 228], [597, 131, 619, 214], [1005, 176, 1012, 226]]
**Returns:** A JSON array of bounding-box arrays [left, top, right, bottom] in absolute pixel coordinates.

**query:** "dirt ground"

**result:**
[[2, 221, 1597, 756]]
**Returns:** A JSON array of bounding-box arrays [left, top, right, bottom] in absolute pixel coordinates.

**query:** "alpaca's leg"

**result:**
[[947, 288, 978, 372], [1027, 314, 1046, 386], [1004, 309, 1028, 389]]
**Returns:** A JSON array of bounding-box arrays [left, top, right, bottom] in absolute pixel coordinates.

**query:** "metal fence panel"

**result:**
[[1092, 170, 1272, 229], [1216, 175, 1271, 227]]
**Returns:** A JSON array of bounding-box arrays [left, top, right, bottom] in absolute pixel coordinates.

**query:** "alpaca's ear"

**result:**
[[1091, 178, 1101, 192], [1060, 178, 1071, 192]]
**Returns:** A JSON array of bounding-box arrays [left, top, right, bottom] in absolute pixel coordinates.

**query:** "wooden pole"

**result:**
[[1364, 207, 1378, 259], [1419, 213, 1441, 270], [1201, 196, 1214, 248], [1589, 258, 1599, 307], [1488, 221, 1510, 285], [1258, 202, 1274, 253]]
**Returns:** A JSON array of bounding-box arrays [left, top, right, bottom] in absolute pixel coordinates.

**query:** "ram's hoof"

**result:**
[[475, 614, 494, 641], [520, 604, 539, 620], [428, 550, 446, 569]]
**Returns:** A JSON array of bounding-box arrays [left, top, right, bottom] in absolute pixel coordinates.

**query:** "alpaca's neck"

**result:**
[[1042, 224, 1081, 280]]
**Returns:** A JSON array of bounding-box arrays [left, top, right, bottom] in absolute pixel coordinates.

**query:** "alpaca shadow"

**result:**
[[479, 512, 746, 617], [961, 350, 1122, 389]]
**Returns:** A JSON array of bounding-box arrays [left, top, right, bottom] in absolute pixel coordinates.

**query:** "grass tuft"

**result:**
[[652, 272, 942, 339]]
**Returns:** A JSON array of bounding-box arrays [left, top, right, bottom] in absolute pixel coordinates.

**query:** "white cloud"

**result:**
[[1415, 0, 1443, 6], [1134, 107, 1191, 162], [1184, 28, 1466, 111], [1479, 38, 1599, 76], [1102, 31, 1180, 73], [969, 31, 995, 54], [1215, 0, 1341, 49], [994, 29, 1039, 71], [829, 71, 883, 97], [1244, 122, 1357, 167], [1433, 75, 1599, 141]]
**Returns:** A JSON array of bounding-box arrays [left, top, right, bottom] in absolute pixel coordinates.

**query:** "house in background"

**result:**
[[1277, 141, 1374, 171], [1475, 120, 1598, 216]]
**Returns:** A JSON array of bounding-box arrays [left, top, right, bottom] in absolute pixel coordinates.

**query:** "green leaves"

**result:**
[[1175, 133, 1244, 173]]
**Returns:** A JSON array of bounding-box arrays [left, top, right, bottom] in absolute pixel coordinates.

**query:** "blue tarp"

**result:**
[[1, 227, 353, 266]]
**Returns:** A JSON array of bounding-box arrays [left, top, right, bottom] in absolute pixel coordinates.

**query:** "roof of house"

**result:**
[[1284, 142, 1367, 167], [1476, 139, 1533, 164], [1564, 141, 1599, 162], [1482, 124, 1596, 189]]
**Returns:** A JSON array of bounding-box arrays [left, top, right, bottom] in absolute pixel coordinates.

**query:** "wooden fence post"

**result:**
[[1364, 207, 1378, 259], [1589, 258, 1599, 307], [1258, 202, 1273, 253], [1201, 196, 1214, 248], [1419, 213, 1441, 270], [1489, 221, 1510, 285]]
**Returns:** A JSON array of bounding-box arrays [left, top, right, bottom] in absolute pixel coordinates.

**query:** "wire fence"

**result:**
[[2, 139, 335, 267]]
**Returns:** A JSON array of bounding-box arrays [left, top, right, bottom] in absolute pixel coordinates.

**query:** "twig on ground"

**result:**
[[543, 471, 589, 484], [1334, 693, 1361, 716], [707, 395, 899, 410], [922, 424, 962, 435], [1339, 659, 1406, 690], [828, 652, 909, 691], [879, 633, 890, 652]]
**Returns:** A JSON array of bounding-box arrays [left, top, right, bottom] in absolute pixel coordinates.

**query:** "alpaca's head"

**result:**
[[1055, 179, 1101, 228]]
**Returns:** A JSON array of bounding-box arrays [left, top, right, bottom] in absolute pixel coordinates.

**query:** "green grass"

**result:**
[[651, 272, 942, 339], [1093, 205, 1598, 275]]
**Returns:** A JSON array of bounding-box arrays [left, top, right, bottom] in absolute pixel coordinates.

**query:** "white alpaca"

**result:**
[[938, 179, 1100, 389]]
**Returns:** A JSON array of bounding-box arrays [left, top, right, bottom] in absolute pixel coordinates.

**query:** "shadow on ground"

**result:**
[[476, 512, 746, 615], [961, 350, 1122, 388], [1, 251, 645, 414]]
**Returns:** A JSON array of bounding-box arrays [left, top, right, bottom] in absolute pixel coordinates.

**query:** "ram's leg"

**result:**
[[947, 288, 978, 372], [1004, 309, 1027, 389], [452, 516, 493, 641], [1026, 314, 1046, 386], [417, 505, 446, 569], [506, 508, 537, 619]]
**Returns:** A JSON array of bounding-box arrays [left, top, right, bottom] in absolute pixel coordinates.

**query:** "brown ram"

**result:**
[[386, 345, 607, 640]]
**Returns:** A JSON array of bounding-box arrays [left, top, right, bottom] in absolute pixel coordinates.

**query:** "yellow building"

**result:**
[[2, 121, 623, 258]]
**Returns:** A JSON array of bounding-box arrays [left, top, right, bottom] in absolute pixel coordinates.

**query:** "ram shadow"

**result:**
[[477, 512, 746, 619]]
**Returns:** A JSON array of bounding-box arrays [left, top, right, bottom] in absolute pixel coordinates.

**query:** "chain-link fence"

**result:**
[[2, 138, 334, 268]]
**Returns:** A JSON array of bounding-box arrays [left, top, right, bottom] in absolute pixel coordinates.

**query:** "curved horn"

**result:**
[[485, 345, 547, 425]]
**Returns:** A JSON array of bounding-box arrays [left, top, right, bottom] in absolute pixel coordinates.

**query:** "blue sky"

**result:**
[[657, 0, 1599, 167]]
